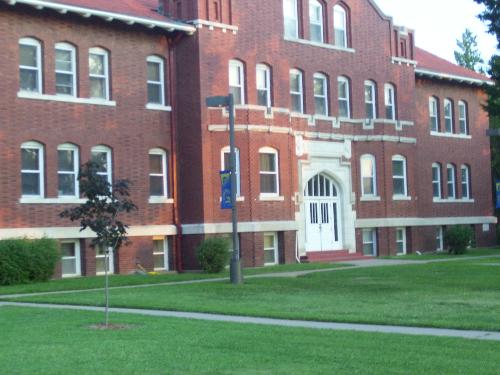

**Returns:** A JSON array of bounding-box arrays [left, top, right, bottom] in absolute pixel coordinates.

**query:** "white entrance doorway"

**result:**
[[304, 174, 343, 251]]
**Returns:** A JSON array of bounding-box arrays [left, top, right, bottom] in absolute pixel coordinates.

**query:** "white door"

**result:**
[[304, 174, 342, 251]]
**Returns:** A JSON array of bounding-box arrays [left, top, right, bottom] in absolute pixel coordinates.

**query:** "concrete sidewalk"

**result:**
[[1, 301, 499, 342]]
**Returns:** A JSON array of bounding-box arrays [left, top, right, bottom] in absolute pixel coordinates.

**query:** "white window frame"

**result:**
[[461, 165, 471, 199], [333, 5, 347, 48], [313, 72, 328, 116], [221, 146, 241, 197], [149, 148, 168, 198], [362, 229, 377, 256], [95, 245, 114, 275], [392, 155, 408, 198], [19, 37, 42, 94], [153, 237, 169, 271], [89, 47, 110, 101], [436, 227, 444, 251], [429, 97, 439, 132], [91, 145, 112, 185], [283, 0, 299, 39], [432, 163, 442, 199], [263, 232, 279, 266], [147, 55, 165, 106], [55, 42, 77, 97], [458, 100, 468, 135], [21, 141, 44, 198], [60, 240, 81, 278], [256, 64, 271, 107], [290, 69, 304, 113], [229, 60, 245, 105], [384, 83, 396, 120], [57, 143, 79, 198], [444, 99, 453, 133], [396, 228, 407, 255], [360, 154, 377, 197], [447, 164, 456, 199], [259, 147, 279, 196], [309, 0, 324, 43], [364, 80, 376, 120], [337, 76, 350, 118]]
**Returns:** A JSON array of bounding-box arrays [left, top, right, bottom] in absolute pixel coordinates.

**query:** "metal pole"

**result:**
[[228, 93, 243, 284]]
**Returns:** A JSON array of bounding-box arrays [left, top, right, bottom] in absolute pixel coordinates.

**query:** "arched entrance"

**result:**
[[304, 173, 343, 251]]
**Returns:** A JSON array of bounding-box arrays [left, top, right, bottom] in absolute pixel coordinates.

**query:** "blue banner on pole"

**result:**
[[220, 170, 232, 209], [496, 180, 500, 209]]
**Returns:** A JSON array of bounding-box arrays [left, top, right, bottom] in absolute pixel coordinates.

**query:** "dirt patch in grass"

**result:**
[[87, 323, 138, 331]]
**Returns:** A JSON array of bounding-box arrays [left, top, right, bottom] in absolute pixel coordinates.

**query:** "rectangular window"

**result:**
[[361, 155, 376, 196], [19, 38, 42, 93], [91, 147, 112, 185], [283, 0, 298, 39], [392, 157, 407, 197], [290, 70, 303, 113], [429, 98, 438, 132], [314, 74, 328, 116], [61, 241, 81, 277], [147, 57, 165, 105], [365, 82, 376, 119], [55, 44, 76, 96], [21, 143, 44, 197], [256, 64, 271, 107], [95, 245, 114, 275], [385, 84, 395, 120], [149, 150, 167, 197], [444, 100, 453, 133], [436, 227, 444, 251], [58, 146, 79, 197], [334, 6, 347, 48], [362, 229, 376, 256], [459, 101, 468, 135], [260, 151, 279, 195], [309, 1, 323, 43], [338, 77, 350, 118], [229, 60, 245, 105], [264, 233, 278, 265], [461, 166, 471, 199], [153, 238, 169, 271], [447, 165, 456, 199], [432, 164, 441, 199], [396, 228, 406, 255], [89, 48, 109, 100]]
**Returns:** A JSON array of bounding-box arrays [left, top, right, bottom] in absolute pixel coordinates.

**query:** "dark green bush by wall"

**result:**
[[0, 238, 59, 285], [196, 237, 230, 273], [445, 226, 473, 255]]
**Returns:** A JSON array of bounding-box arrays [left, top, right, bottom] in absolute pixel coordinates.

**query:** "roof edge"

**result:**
[[415, 68, 493, 87]]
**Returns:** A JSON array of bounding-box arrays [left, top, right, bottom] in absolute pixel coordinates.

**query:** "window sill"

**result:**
[[360, 196, 381, 202], [18, 91, 116, 106], [146, 103, 172, 111], [283, 36, 355, 53], [430, 131, 471, 139], [19, 197, 87, 204], [149, 197, 174, 204], [392, 195, 412, 201], [433, 198, 475, 203], [259, 195, 285, 202]]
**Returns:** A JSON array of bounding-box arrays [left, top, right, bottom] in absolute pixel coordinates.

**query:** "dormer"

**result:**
[[392, 26, 415, 60], [159, 0, 233, 25]]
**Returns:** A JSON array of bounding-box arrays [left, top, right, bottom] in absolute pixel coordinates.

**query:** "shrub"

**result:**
[[0, 238, 59, 285], [196, 237, 230, 273], [444, 226, 473, 255]]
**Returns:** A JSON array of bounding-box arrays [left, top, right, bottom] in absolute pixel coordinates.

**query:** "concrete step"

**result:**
[[302, 250, 372, 263]]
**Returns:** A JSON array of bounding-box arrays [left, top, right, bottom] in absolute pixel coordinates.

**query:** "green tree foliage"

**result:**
[[454, 29, 485, 73]]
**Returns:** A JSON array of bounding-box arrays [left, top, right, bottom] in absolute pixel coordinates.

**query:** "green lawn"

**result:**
[[383, 247, 500, 260], [0, 262, 347, 296], [11, 257, 500, 331], [0, 306, 499, 375]]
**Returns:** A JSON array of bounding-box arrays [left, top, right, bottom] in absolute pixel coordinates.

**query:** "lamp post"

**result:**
[[206, 94, 243, 284]]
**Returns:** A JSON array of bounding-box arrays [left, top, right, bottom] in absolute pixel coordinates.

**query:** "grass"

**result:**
[[11, 257, 500, 331], [0, 262, 347, 296], [1, 306, 499, 374], [383, 247, 500, 260]]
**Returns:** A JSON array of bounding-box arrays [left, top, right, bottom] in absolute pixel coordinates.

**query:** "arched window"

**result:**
[[444, 99, 454, 133], [89, 47, 110, 100], [429, 97, 439, 132], [147, 56, 166, 106], [21, 141, 44, 197], [256, 64, 272, 107], [392, 155, 407, 197], [333, 5, 347, 48], [364, 80, 377, 119], [446, 163, 456, 199], [221, 146, 241, 197], [290, 69, 304, 113], [19, 37, 42, 93], [149, 148, 168, 197], [57, 143, 79, 198], [384, 83, 396, 120], [432, 162, 442, 199], [283, 0, 299, 39], [337, 76, 350, 118], [313, 72, 328, 116], [360, 154, 377, 197], [461, 164, 471, 199], [229, 59, 245, 105], [91, 145, 112, 185], [458, 100, 468, 135], [309, 0, 324, 43], [55, 42, 77, 97], [259, 147, 279, 196]]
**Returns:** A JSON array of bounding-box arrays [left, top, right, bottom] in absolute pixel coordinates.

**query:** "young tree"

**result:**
[[60, 160, 137, 327], [454, 29, 485, 73]]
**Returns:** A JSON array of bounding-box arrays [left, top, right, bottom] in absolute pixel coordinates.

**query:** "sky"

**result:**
[[374, 0, 498, 64]]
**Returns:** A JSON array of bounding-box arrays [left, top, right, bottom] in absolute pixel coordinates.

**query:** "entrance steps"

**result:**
[[300, 250, 372, 263]]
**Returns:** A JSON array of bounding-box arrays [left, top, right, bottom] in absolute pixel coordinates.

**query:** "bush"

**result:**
[[196, 237, 230, 273], [444, 226, 473, 255], [0, 238, 59, 285]]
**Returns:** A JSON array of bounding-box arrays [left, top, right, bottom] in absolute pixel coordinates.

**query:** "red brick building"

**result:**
[[0, 0, 496, 277]]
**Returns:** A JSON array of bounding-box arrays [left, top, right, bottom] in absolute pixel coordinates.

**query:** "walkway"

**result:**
[[1, 301, 500, 342]]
